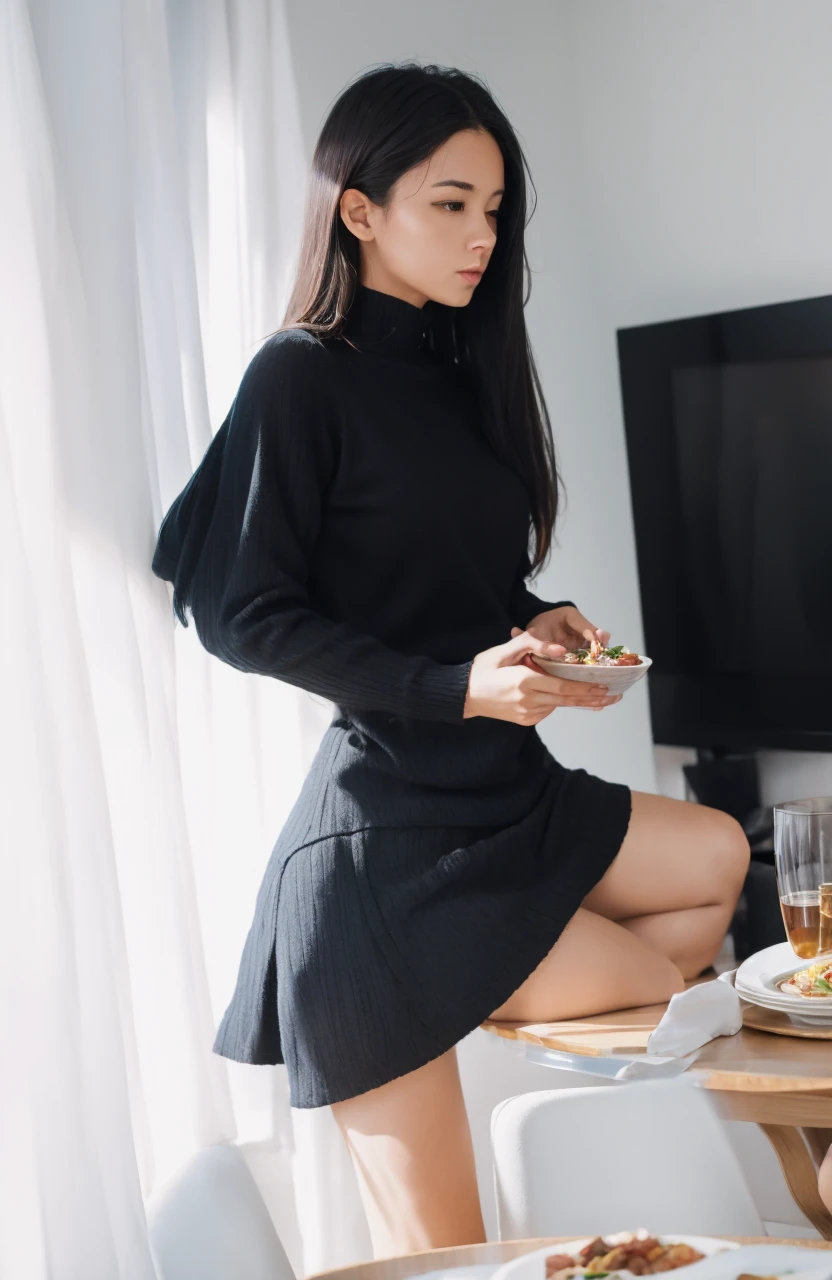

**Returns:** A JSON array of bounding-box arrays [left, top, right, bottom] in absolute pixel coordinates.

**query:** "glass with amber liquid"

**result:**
[[773, 797, 832, 960]]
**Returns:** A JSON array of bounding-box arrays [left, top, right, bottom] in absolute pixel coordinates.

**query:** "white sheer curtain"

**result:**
[[0, 0, 371, 1272]]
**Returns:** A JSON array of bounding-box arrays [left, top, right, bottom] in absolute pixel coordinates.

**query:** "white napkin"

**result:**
[[613, 1049, 703, 1081], [646, 969, 743, 1059]]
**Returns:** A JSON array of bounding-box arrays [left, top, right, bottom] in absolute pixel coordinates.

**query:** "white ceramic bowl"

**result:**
[[533, 653, 652, 694]]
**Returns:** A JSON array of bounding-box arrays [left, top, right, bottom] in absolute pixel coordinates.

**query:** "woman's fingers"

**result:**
[[521, 663, 621, 706], [531, 683, 615, 708], [505, 630, 567, 661], [520, 655, 608, 699], [527, 691, 623, 717], [540, 671, 609, 697], [521, 653, 570, 677], [578, 624, 612, 648], [512, 621, 613, 653]]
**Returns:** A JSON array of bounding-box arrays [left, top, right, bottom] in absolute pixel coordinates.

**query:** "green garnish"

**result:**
[[572, 644, 625, 661], [816, 976, 832, 992]]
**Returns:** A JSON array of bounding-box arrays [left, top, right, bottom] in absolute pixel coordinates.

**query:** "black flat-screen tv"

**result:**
[[617, 292, 832, 753]]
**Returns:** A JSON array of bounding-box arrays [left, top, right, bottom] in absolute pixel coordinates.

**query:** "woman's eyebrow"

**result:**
[[430, 179, 505, 197]]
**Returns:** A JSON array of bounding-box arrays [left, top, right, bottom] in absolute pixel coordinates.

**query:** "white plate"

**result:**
[[738, 999, 832, 1028], [736, 973, 832, 1002], [732, 962, 829, 1029], [408, 1267, 500, 1280], [491, 1233, 736, 1280], [737, 989, 832, 1014], [533, 654, 652, 694], [736, 981, 832, 1013], [735, 977, 832, 1026], [736, 998, 832, 1029], [736, 943, 832, 1021], [736, 943, 830, 995]]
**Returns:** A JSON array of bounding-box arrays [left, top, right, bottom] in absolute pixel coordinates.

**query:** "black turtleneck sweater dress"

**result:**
[[152, 282, 633, 1109]]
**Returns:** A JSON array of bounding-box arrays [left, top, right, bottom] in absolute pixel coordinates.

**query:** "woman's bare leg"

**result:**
[[330, 1045, 485, 1257], [330, 793, 750, 1254], [331, 898, 688, 1255], [490, 791, 750, 1022], [583, 790, 751, 978], [488, 904, 685, 1021], [332, 903, 689, 1255]]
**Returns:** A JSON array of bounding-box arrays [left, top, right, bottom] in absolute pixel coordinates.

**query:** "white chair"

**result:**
[[491, 1078, 764, 1239], [146, 1143, 296, 1280]]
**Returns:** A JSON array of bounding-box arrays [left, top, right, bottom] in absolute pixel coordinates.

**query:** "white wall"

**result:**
[[559, 0, 832, 804]]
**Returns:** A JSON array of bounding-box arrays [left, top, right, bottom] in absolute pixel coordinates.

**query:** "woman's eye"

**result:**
[[437, 201, 502, 219]]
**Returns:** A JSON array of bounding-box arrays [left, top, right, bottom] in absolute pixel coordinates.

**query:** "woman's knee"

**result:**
[[701, 808, 751, 904], [584, 791, 750, 922]]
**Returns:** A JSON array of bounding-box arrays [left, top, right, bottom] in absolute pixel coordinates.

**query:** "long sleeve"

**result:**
[[509, 548, 575, 630], [180, 331, 474, 722]]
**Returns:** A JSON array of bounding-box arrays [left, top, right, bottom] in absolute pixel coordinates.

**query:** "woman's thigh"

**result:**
[[487, 905, 684, 1023], [583, 790, 750, 922]]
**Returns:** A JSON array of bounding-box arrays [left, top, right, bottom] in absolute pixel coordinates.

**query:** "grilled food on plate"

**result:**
[[779, 959, 832, 997], [545, 1235, 706, 1279]]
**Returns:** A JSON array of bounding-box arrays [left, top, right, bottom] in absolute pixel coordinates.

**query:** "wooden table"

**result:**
[[308, 1235, 832, 1280], [480, 1000, 832, 1238]]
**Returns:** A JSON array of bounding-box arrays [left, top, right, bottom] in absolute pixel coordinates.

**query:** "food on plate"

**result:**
[[558, 640, 643, 668], [779, 958, 832, 997], [736, 1274, 779, 1280], [544, 1235, 705, 1279]]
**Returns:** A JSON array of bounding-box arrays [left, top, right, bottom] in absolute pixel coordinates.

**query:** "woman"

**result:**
[[152, 63, 750, 1256]]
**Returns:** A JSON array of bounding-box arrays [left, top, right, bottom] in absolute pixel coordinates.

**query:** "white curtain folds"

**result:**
[[0, 0, 370, 1272]]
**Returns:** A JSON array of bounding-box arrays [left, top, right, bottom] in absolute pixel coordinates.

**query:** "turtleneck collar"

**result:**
[[341, 282, 438, 357]]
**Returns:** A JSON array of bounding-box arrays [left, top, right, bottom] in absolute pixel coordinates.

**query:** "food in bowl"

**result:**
[[545, 1234, 706, 1279], [533, 642, 651, 696], [778, 958, 832, 997], [559, 640, 643, 667]]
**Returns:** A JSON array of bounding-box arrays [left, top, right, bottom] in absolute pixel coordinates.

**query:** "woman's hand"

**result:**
[[463, 629, 622, 725], [516, 604, 611, 651]]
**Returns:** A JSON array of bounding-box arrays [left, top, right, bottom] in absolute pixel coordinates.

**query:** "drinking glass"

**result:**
[[773, 796, 832, 960]]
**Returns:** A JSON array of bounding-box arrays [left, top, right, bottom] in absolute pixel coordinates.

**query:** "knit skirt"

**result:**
[[212, 711, 633, 1108]]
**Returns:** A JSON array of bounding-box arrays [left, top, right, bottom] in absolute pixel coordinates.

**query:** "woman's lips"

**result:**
[[458, 269, 482, 284]]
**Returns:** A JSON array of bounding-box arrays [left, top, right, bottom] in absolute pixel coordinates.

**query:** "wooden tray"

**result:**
[[481, 1018, 655, 1056], [742, 1001, 832, 1040], [482, 1001, 832, 1055]]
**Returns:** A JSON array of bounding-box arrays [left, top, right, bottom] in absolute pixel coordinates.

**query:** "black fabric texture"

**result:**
[[153, 282, 631, 1108]]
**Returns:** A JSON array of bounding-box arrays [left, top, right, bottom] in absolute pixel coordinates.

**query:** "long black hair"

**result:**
[[153, 60, 563, 624]]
